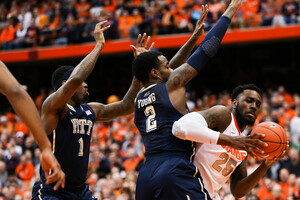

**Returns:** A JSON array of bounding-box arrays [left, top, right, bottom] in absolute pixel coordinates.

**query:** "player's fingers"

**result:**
[[97, 20, 108, 27], [140, 33, 147, 46], [45, 172, 58, 185], [250, 132, 265, 139], [145, 36, 151, 48], [101, 25, 111, 31], [136, 34, 142, 46], [249, 144, 264, 154], [130, 45, 137, 50], [251, 138, 268, 147], [149, 42, 155, 51]]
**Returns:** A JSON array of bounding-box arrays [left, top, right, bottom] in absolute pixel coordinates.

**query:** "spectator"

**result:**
[[123, 147, 141, 173], [279, 168, 290, 199], [0, 20, 16, 50], [284, 148, 300, 176], [24, 18, 39, 48], [4, 147, 20, 176], [76, 0, 91, 20], [281, 0, 299, 24], [0, 161, 7, 188], [272, 183, 285, 200], [15, 154, 35, 190], [290, 106, 300, 147], [14, 22, 28, 49], [257, 177, 274, 200], [156, 5, 175, 35]]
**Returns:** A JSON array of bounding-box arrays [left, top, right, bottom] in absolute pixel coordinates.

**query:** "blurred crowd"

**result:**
[[0, 0, 299, 51], [0, 84, 299, 200]]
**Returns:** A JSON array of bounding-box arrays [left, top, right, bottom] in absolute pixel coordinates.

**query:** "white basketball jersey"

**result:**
[[193, 113, 248, 199]]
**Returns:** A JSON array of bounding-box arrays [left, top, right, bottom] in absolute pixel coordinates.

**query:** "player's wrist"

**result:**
[[217, 134, 231, 146]]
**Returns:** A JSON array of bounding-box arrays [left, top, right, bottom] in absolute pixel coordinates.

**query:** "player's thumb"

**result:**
[[129, 45, 136, 50]]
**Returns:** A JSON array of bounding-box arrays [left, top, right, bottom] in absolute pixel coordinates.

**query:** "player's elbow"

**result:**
[[5, 84, 24, 98], [230, 186, 246, 198], [231, 191, 244, 199], [172, 121, 186, 140]]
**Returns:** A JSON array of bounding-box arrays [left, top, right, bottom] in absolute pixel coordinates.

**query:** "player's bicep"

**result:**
[[166, 63, 198, 91]]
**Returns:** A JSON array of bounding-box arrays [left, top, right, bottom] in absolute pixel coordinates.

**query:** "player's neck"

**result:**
[[144, 80, 162, 88]]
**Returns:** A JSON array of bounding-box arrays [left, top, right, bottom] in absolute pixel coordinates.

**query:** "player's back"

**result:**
[[134, 83, 193, 159]]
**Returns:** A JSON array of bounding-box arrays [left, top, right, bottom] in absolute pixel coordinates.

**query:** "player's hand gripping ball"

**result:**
[[250, 122, 287, 159]]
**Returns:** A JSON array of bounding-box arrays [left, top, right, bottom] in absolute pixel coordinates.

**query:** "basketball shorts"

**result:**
[[136, 154, 211, 200], [32, 180, 96, 200]]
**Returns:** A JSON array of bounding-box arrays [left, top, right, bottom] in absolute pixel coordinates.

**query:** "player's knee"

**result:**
[[172, 121, 186, 140]]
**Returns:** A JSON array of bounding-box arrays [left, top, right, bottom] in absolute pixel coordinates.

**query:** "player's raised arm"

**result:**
[[42, 21, 110, 132], [88, 34, 154, 121], [167, 0, 242, 92], [0, 61, 65, 190], [169, 5, 208, 70]]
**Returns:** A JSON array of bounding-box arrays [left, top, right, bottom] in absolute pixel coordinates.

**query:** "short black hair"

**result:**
[[51, 66, 74, 90], [231, 84, 261, 101], [132, 51, 163, 84]]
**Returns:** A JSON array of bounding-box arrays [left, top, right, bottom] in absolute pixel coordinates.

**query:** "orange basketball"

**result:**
[[250, 122, 287, 159]]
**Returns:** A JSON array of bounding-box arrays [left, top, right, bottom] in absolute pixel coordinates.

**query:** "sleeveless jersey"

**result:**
[[134, 83, 194, 158], [40, 103, 95, 186], [193, 113, 248, 199]]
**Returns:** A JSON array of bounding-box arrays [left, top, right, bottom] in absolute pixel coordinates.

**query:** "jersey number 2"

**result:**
[[145, 105, 157, 132]]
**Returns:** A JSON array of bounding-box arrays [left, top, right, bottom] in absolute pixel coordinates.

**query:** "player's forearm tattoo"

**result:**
[[104, 79, 142, 119], [205, 113, 218, 129], [168, 66, 197, 87]]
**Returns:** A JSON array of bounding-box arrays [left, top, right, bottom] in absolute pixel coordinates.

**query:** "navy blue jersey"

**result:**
[[40, 103, 95, 187], [134, 83, 194, 158]]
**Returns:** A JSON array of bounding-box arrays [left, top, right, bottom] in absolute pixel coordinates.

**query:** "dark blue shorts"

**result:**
[[136, 154, 211, 200], [32, 181, 96, 200]]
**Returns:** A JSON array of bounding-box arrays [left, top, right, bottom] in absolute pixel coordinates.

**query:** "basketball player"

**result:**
[[172, 84, 288, 199], [132, 1, 261, 199], [0, 61, 65, 190], [31, 21, 153, 200]]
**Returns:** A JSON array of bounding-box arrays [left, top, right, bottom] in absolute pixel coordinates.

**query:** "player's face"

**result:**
[[73, 82, 89, 104], [235, 90, 261, 126], [157, 55, 172, 82]]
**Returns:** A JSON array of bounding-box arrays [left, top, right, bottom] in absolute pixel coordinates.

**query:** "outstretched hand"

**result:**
[[130, 33, 155, 58], [40, 148, 65, 191], [94, 20, 111, 45], [193, 5, 208, 37]]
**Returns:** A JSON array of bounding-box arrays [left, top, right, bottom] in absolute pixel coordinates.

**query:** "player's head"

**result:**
[[52, 66, 74, 90], [132, 51, 172, 85], [231, 84, 262, 126], [52, 66, 89, 104]]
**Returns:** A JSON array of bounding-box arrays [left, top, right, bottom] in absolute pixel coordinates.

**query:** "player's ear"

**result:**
[[151, 68, 160, 79], [231, 99, 238, 109]]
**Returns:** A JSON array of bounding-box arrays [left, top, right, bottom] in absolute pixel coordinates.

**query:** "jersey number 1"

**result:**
[[78, 137, 84, 157], [145, 105, 157, 132]]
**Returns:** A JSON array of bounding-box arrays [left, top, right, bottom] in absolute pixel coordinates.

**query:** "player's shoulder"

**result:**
[[200, 105, 232, 130], [208, 105, 231, 115]]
